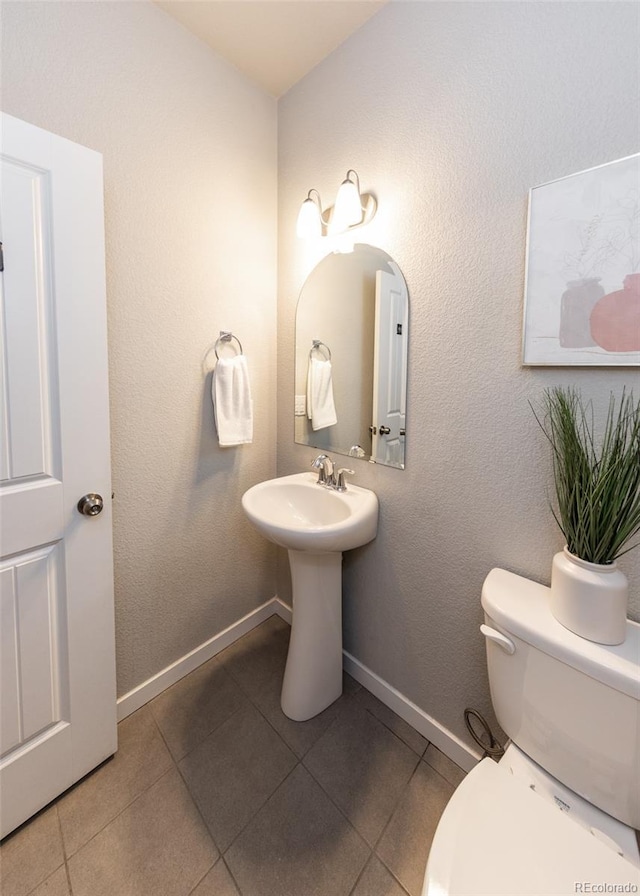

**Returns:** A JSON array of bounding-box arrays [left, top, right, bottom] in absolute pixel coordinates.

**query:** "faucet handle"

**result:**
[[335, 468, 355, 491], [311, 454, 332, 484]]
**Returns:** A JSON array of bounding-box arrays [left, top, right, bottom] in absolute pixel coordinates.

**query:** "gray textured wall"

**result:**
[[277, 2, 640, 748], [2, 1, 278, 696]]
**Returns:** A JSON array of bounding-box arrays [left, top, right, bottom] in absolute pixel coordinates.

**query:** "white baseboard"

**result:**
[[272, 597, 292, 624], [342, 651, 481, 772], [116, 598, 281, 721], [118, 594, 481, 772]]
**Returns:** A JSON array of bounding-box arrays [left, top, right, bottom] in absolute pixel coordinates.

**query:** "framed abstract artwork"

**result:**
[[522, 153, 639, 366]]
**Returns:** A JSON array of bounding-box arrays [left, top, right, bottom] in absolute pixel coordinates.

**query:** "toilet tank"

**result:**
[[481, 568, 640, 829]]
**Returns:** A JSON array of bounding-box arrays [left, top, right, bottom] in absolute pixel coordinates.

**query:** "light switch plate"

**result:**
[[295, 395, 306, 416]]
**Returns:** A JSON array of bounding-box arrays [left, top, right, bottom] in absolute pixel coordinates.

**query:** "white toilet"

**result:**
[[422, 567, 640, 896]]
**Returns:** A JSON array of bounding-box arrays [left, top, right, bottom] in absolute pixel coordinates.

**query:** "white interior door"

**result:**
[[0, 113, 116, 838], [372, 265, 408, 466]]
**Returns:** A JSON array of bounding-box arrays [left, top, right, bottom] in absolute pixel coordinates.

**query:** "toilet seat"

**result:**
[[422, 758, 640, 896]]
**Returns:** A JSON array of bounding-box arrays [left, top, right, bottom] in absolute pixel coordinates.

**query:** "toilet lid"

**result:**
[[423, 758, 639, 896]]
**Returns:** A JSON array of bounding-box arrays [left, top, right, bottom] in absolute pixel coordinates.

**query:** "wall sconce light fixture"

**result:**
[[296, 170, 376, 239], [296, 189, 328, 239]]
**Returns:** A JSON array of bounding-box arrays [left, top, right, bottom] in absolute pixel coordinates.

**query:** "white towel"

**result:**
[[212, 355, 253, 446], [306, 357, 337, 431]]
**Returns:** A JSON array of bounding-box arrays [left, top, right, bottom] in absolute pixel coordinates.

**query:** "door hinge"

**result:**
[[0, 242, 4, 272]]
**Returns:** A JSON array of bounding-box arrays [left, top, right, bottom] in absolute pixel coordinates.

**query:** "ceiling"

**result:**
[[154, 1, 387, 97]]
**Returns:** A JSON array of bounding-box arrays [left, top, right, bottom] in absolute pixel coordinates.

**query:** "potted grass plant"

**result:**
[[533, 387, 640, 645]]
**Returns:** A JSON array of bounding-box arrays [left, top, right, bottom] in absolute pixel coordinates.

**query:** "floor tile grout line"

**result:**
[[148, 662, 253, 764], [220, 667, 302, 756], [298, 748, 383, 853], [19, 806, 71, 896], [147, 706, 182, 774], [55, 714, 179, 863], [60, 763, 181, 867], [354, 689, 430, 759], [54, 806, 74, 896], [221, 855, 244, 896], [206, 628, 433, 772], [167, 700, 249, 766], [359, 701, 430, 760], [212, 636, 335, 763], [216, 622, 385, 766], [298, 703, 424, 851], [200, 646, 384, 861], [160, 664, 309, 861], [172, 696, 302, 857], [220, 757, 372, 896], [203, 693, 374, 864], [419, 753, 464, 790], [370, 751, 422, 853], [379, 735, 468, 846], [153, 712, 228, 863], [372, 757, 454, 896], [148, 620, 336, 769], [22, 863, 67, 896], [373, 846, 419, 896], [421, 750, 466, 788], [358, 755, 424, 895], [185, 857, 219, 896], [345, 848, 375, 896], [219, 758, 303, 857]]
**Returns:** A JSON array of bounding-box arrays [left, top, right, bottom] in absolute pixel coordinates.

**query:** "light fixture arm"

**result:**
[[305, 188, 331, 227], [344, 170, 361, 201], [306, 188, 322, 205]]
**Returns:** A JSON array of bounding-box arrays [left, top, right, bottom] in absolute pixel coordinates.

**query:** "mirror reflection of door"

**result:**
[[294, 244, 409, 469], [372, 265, 408, 466]]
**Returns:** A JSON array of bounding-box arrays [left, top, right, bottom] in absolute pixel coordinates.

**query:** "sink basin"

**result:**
[[241, 472, 378, 553], [241, 470, 379, 721]]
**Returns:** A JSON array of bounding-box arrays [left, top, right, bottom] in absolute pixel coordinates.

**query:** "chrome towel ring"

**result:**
[[310, 339, 331, 361], [214, 331, 243, 359]]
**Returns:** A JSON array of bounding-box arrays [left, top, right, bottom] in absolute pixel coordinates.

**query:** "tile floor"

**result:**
[[0, 615, 466, 896]]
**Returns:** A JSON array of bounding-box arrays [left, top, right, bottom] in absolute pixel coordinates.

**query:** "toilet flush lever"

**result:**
[[480, 624, 515, 655]]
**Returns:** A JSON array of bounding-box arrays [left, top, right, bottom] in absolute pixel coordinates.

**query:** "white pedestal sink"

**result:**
[[241, 471, 378, 721]]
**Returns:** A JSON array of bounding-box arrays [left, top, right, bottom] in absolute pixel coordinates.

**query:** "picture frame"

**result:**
[[522, 153, 639, 366]]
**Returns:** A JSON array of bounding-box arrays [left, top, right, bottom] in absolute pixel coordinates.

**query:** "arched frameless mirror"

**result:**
[[294, 244, 409, 469]]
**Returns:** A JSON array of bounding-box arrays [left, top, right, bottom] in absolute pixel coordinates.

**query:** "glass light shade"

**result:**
[[330, 178, 363, 234], [296, 196, 323, 239]]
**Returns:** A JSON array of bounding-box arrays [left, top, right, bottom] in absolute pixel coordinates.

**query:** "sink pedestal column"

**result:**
[[281, 550, 343, 721]]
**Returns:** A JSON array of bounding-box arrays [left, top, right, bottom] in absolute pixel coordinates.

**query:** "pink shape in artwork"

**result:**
[[590, 273, 640, 352]]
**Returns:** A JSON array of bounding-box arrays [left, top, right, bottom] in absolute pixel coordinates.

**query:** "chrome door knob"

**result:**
[[379, 426, 391, 435], [77, 493, 104, 516]]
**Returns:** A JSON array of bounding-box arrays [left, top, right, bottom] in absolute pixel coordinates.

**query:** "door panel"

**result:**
[[0, 113, 116, 838], [1, 159, 55, 481], [1, 544, 67, 755], [0, 479, 63, 558]]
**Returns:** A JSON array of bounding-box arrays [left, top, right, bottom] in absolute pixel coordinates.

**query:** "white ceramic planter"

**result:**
[[550, 547, 629, 645]]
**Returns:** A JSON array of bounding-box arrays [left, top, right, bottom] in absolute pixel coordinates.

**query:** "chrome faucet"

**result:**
[[311, 454, 334, 485], [311, 454, 354, 491]]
